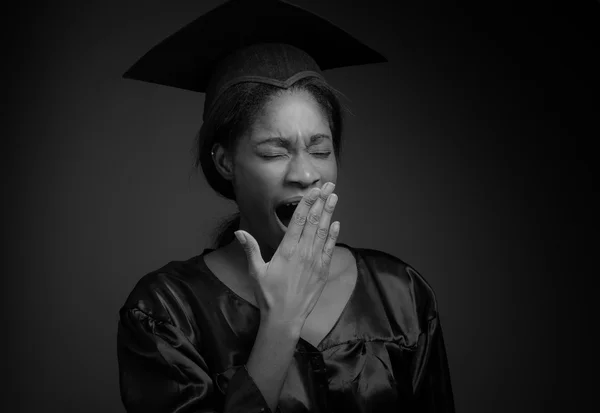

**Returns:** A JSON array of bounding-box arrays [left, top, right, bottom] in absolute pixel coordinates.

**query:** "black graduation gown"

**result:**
[[117, 242, 455, 413]]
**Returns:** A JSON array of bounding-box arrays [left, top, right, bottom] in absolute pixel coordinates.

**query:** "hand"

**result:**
[[234, 183, 340, 328]]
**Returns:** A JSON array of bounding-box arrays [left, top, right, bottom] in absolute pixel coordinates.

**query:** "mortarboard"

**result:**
[[123, 0, 387, 120]]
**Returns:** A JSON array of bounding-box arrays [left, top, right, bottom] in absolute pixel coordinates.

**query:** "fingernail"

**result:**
[[328, 193, 338, 207], [234, 231, 246, 245]]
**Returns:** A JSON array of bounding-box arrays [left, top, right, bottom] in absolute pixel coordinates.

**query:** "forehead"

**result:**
[[250, 89, 330, 140]]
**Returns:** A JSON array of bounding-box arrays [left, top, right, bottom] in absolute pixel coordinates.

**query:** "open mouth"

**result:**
[[275, 201, 299, 228]]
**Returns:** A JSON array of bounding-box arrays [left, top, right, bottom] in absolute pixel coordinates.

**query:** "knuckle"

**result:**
[[303, 196, 316, 207], [308, 213, 321, 225], [319, 261, 330, 278], [316, 227, 329, 240], [293, 212, 307, 226], [280, 244, 294, 259], [322, 245, 334, 260], [328, 230, 338, 242], [298, 247, 312, 261]]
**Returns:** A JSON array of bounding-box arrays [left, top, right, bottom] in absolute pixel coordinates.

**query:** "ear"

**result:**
[[212, 143, 235, 181]]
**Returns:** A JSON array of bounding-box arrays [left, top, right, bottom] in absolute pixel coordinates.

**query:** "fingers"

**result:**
[[312, 191, 338, 253], [298, 182, 335, 249], [281, 187, 321, 246], [321, 221, 340, 267], [235, 230, 264, 278]]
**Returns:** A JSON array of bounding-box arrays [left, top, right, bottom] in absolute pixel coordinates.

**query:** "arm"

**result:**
[[117, 307, 299, 413], [397, 265, 455, 412], [244, 317, 302, 413], [412, 316, 456, 413]]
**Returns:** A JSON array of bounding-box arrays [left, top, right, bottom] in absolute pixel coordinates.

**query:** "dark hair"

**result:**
[[193, 76, 346, 249]]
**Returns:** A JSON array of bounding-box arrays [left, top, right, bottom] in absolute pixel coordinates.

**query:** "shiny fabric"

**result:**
[[117, 242, 455, 413]]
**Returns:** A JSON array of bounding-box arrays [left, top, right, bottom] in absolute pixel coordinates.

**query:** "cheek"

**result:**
[[233, 162, 278, 208], [323, 158, 338, 181], [236, 161, 279, 186]]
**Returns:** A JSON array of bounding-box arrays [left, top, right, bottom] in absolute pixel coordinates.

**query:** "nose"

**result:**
[[285, 152, 321, 188]]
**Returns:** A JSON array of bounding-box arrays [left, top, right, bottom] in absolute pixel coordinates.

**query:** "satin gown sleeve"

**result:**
[[406, 266, 455, 412], [411, 317, 455, 412], [116, 275, 271, 413]]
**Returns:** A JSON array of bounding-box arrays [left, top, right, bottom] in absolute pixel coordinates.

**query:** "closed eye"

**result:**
[[260, 152, 332, 160], [314, 152, 332, 158], [260, 154, 284, 159]]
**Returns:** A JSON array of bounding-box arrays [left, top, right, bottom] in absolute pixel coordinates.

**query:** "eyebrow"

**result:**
[[254, 134, 331, 148]]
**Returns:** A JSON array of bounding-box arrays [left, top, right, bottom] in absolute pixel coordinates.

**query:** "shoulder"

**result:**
[[351, 245, 440, 322], [119, 254, 206, 325]]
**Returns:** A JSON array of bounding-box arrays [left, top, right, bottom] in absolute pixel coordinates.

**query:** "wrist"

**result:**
[[260, 314, 304, 339]]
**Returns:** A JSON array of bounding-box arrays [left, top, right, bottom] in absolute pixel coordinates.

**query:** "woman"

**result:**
[[117, 1, 455, 412]]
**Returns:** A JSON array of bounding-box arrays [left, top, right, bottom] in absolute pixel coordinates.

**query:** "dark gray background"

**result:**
[[4, 0, 597, 412]]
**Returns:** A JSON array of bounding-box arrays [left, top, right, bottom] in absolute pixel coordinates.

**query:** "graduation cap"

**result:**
[[123, 0, 387, 120]]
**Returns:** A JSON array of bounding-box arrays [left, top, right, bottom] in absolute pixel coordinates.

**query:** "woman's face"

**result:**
[[230, 88, 337, 254]]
